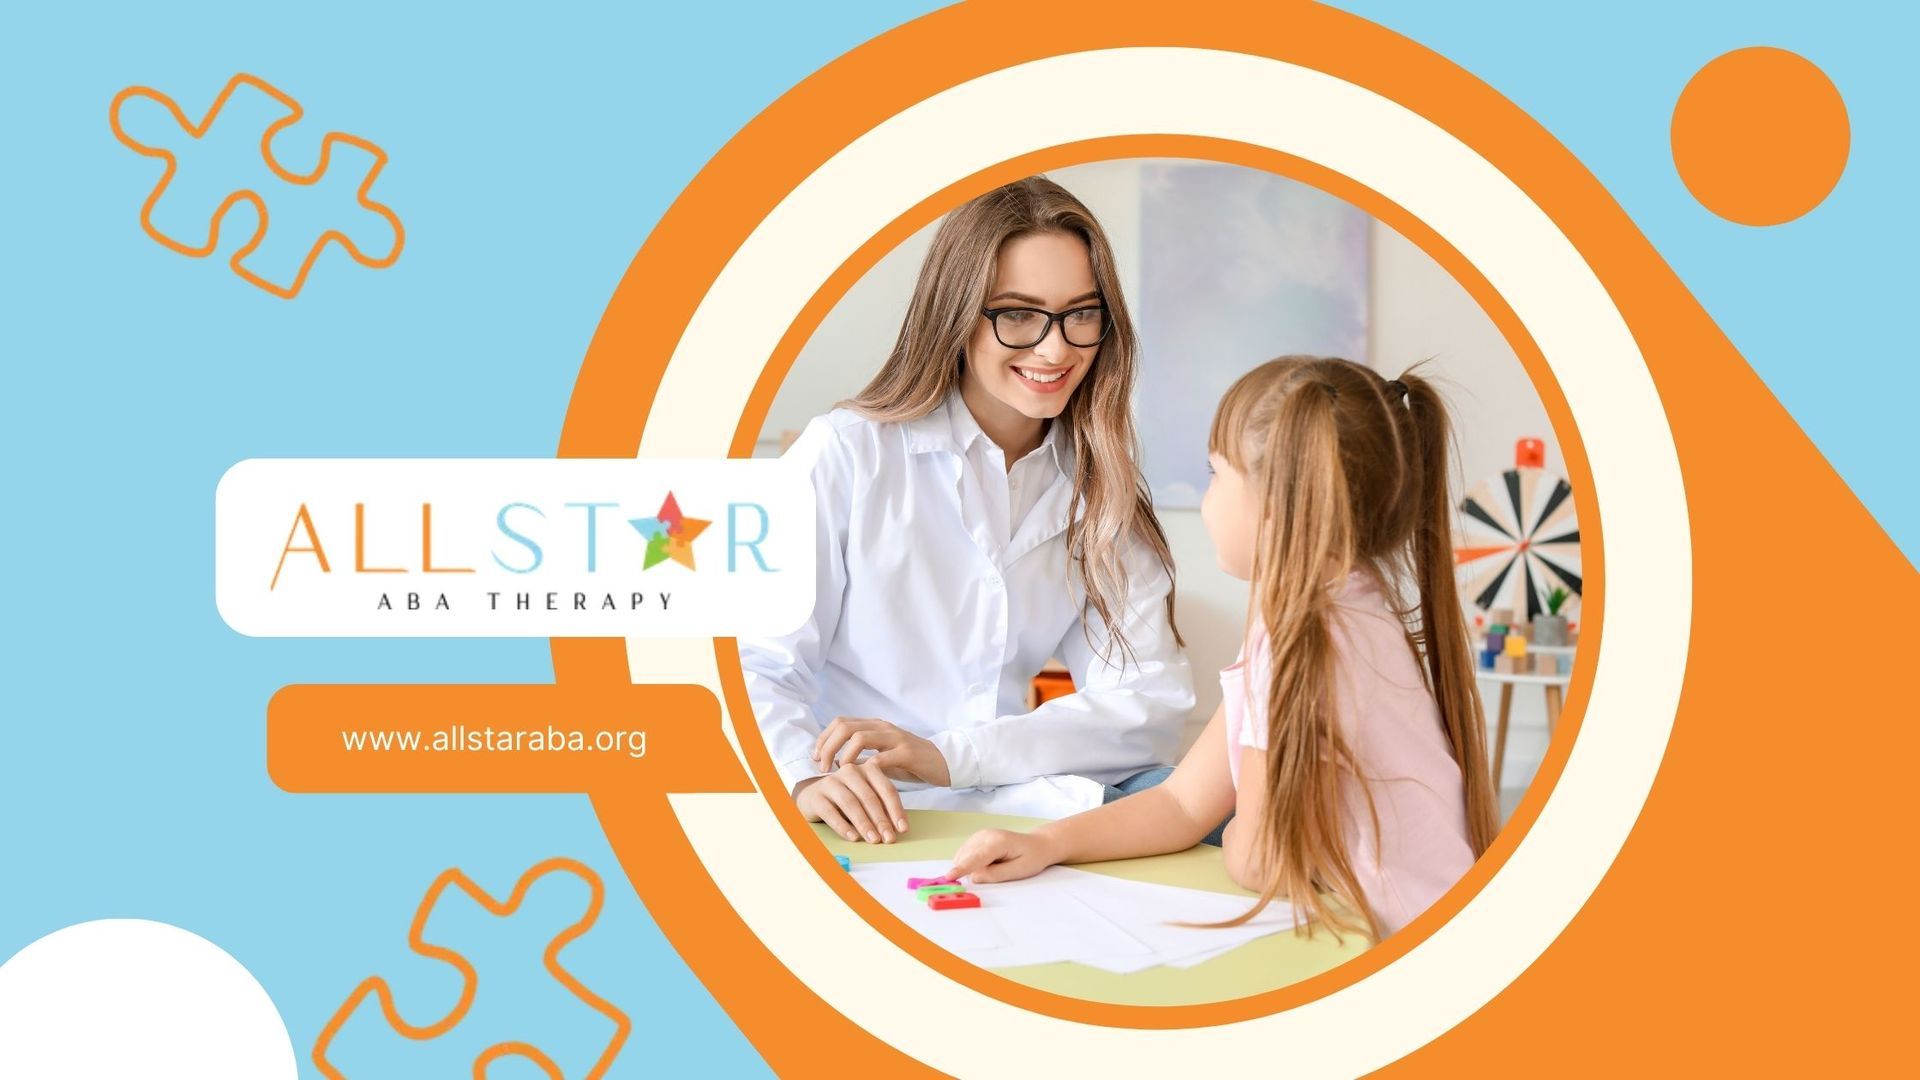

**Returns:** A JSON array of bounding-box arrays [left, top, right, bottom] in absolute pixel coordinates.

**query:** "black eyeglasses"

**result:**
[[979, 303, 1110, 349]]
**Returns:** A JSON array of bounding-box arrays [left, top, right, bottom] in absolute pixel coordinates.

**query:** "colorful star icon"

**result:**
[[627, 492, 710, 570]]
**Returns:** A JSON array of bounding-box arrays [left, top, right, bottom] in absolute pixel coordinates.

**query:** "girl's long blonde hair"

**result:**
[[1211, 356, 1498, 941], [843, 176, 1181, 661]]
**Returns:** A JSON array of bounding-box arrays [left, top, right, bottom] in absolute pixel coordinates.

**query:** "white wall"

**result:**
[[1369, 222, 1560, 793], [759, 159, 1563, 796]]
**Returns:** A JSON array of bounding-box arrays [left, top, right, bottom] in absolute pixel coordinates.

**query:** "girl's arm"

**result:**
[[948, 702, 1237, 882], [1220, 747, 1271, 891]]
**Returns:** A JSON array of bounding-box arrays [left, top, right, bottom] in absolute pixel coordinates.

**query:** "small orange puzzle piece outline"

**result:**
[[312, 856, 631, 1080], [107, 72, 404, 299]]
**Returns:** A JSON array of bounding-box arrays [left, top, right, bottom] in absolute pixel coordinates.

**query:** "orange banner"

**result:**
[[267, 682, 750, 794]]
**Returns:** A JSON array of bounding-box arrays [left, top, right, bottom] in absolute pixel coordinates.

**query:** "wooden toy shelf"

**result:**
[[1475, 641, 1574, 789]]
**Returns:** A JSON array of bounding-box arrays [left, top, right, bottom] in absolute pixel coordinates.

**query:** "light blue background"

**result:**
[[1, 2, 1909, 1076], [1, 2, 934, 1075], [1331, 0, 1917, 562]]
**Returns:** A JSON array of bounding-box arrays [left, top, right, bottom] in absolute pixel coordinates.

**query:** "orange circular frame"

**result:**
[[553, 3, 1622, 1075], [711, 135, 1599, 1023]]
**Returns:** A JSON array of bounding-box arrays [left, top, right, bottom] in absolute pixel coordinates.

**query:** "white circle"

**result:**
[[630, 47, 1689, 1075], [0, 919, 298, 1079]]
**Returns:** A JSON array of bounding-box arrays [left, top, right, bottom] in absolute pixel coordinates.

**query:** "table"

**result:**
[[812, 810, 1368, 1005], [1477, 643, 1574, 788]]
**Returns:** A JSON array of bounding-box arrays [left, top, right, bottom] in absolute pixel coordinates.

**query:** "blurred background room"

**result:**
[[756, 159, 1582, 822]]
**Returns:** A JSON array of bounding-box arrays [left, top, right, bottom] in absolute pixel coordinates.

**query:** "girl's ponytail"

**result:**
[[1239, 375, 1381, 941], [1402, 372, 1500, 855], [1208, 356, 1497, 941]]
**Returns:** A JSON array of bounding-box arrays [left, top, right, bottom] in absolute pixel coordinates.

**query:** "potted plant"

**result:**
[[1534, 586, 1572, 646]]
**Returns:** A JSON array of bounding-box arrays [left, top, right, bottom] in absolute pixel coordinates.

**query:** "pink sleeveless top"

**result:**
[[1220, 572, 1476, 937]]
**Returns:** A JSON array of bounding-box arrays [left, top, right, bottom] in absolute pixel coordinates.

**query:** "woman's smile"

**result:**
[[1011, 361, 1075, 391]]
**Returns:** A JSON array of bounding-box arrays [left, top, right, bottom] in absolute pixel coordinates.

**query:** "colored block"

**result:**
[[916, 883, 965, 901], [834, 855, 850, 871], [1487, 631, 1506, 652], [1480, 649, 1498, 670], [1495, 655, 1519, 674], [928, 892, 981, 911], [906, 876, 955, 889], [1504, 636, 1529, 657]]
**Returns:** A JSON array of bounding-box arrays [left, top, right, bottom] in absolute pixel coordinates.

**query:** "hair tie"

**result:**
[[1386, 378, 1409, 402]]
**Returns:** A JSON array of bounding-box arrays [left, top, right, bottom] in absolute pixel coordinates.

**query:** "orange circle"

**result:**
[[704, 135, 1601, 1028], [552, 4, 1616, 1063], [450, 1, 1909, 1073], [1671, 46, 1849, 226]]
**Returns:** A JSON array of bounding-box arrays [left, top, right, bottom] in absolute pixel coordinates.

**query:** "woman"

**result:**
[[740, 176, 1195, 842]]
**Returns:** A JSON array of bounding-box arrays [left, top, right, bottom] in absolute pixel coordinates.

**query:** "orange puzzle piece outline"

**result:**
[[108, 72, 404, 299], [312, 856, 631, 1079]]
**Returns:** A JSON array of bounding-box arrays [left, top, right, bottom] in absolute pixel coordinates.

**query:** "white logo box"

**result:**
[[215, 458, 816, 637]]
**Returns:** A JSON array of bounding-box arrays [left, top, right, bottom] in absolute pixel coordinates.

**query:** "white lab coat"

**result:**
[[740, 390, 1196, 819]]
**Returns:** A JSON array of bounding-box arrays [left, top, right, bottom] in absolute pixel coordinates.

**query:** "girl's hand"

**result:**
[[795, 760, 909, 844], [947, 828, 1060, 884], [813, 717, 951, 787]]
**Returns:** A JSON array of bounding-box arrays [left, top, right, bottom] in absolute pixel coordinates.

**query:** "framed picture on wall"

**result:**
[[1134, 162, 1370, 508]]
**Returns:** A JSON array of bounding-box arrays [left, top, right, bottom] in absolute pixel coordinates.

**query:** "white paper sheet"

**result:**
[[850, 861, 1150, 968], [1166, 943, 1239, 969], [847, 859, 1303, 973], [1062, 870, 1302, 973]]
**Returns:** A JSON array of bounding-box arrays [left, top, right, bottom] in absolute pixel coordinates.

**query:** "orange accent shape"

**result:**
[[107, 72, 404, 298], [1671, 47, 1850, 226], [318, 0, 1917, 1073], [311, 857, 630, 1080]]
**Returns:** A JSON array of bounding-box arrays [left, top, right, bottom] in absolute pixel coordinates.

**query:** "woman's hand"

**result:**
[[813, 717, 951, 787], [794, 759, 909, 844], [947, 827, 1061, 884]]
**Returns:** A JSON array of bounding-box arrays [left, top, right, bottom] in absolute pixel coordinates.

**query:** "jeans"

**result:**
[[1100, 765, 1232, 847]]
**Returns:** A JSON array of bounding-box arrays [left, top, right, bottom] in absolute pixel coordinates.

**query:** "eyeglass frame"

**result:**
[[978, 302, 1112, 350]]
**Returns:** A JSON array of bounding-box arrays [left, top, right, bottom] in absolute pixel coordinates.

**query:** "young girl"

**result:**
[[741, 177, 1195, 840], [949, 357, 1499, 939]]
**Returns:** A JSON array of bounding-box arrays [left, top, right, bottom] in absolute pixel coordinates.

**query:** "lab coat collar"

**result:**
[[912, 386, 1072, 475], [1038, 411, 1072, 475], [906, 389, 1076, 569], [902, 392, 960, 456]]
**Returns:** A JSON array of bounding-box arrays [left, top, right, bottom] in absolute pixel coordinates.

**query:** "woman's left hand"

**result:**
[[813, 717, 952, 787]]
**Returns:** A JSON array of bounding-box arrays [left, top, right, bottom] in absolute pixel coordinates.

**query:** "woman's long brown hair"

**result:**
[[842, 176, 1181, 662], [1209, 357, 1498, 940]]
